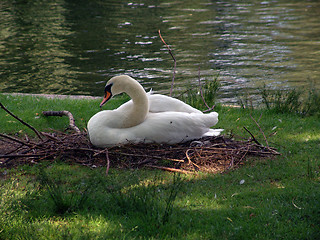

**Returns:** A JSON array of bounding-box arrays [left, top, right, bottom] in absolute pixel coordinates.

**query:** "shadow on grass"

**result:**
[[2, 157, 318, 239]]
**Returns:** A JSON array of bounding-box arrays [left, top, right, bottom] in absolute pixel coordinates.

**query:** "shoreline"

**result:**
[[2, 92, 241, 108], [3, 92, 101, 100]]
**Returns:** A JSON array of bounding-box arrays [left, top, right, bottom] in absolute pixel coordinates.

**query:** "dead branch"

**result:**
[[158, 29, 176, 96], [42, 111, 81, 133], [243, 126, 261, 146], [0, 133, 34, 147], [105, 149, 110, 176], [250, 114, 269, 147], [146, 165, 193, 174], [0, 102, 43, 140]]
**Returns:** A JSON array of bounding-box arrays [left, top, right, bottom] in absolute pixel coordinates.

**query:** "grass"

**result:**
[[0, 92, 320, 239], [259, 84, 320, 117]]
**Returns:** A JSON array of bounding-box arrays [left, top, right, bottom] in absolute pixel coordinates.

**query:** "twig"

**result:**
[[197, 67, 215, 112], [250, 114, 269, 148], [105, 149, 110, 176], [146, 165, 193, 174], [0, 102, 43, 140], [42, 111, 81, 133], [113, 151, 184, 163], [243, 127, 262, 146], [158, 29, 176, 96], [0, 153, 44, 158], [0, 133, 34, 147], [185, 149, 200, 171], [292, 198, 303, 210]]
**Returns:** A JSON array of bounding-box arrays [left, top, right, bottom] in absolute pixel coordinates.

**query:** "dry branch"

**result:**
[[42, 111, 80, 133], [159, 30, 176, 96], [250, 114, 269, 147], [0, 102, 43, 140], [243, 126, 261, 146]]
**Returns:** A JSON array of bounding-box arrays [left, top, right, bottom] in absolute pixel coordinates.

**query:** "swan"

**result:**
[[87, 75, 222, 148]]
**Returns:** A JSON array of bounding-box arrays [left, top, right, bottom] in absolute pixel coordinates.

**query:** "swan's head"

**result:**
[[100, 75, 144, 107], [100, 82, 113, 107]]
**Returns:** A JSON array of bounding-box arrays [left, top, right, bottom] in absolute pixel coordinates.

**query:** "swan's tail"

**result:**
[[203, 128, 224, 137]]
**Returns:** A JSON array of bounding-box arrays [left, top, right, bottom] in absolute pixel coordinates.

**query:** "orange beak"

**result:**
[[100, 91, 112, 107]]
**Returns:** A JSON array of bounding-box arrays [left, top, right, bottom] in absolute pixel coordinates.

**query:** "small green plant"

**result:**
[[179, 75, 220, 110], [301, 88, 320, 116], [37, 166, 90, 215], [307, 158, 316, 180], [260, 86, 302, 113], [259, 84, 320, 116], [161, 173, 183, 225], [109, 172, 184, 226]]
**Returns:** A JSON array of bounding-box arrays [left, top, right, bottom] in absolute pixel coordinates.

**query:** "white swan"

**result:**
[[87, 75, 222, 148]]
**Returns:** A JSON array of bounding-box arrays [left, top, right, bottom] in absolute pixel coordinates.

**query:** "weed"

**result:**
[[108, 172, 184, 227], [36, 166, 91, 215], [307, 158, 317, 180], [179, 75, 220, 110], [161, 173, 184, 225], [302, 88, 320, 116], [259, 84, 320, 116]]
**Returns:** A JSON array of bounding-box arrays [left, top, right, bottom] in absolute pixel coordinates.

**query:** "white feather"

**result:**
[[87, 75, 222, 147]]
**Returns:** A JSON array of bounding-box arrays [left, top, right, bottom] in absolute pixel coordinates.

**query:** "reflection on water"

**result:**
[[1, 0, 320, 104]]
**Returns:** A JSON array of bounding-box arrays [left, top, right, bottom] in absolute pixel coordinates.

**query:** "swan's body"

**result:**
[[118, 93, 202, 114], [87, 75, 222, 148]]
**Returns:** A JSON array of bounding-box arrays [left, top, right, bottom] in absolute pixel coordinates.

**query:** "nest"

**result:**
[[0, 104, 280, 173], [0, 131, 279, 174]]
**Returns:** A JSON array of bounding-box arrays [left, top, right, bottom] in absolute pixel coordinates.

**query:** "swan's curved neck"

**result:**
[[122, 79, 149, 128]]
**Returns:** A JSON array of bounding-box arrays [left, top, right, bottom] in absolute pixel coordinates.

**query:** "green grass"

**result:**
[[0, 93, 320, 239], [0, 93, 129, 135]]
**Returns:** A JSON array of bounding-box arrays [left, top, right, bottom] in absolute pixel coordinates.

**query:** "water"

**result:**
[[1, 0, 320, 104]]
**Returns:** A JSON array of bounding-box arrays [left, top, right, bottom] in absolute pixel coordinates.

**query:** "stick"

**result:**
[[197, 67, 215, 112], [0, 102, 43, 140], [0, 133, 34, 147], [243, 127, 262, 146], [42, 111, 81, 133], [0, 153, 44, 158], [146, 165, 193, 174], [105, 149, 110, 176], [250, 114, 269, 148], [185, 149, 200, 171], [158, 30, 176, 96], [112, 151, 185, 162]]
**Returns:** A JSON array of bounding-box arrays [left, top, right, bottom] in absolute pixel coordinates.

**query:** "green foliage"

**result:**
[[178, 75, 220, 110], [36, 165, 91, 215], [259, 84, 320, 116], [108, 172, 184, 235], [0, 93, 129, 136]]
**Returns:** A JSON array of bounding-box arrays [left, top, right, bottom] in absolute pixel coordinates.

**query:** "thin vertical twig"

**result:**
[[250, 114, 269, 148], [105, 149, 110, 176], [158, 30, 176, 96], [197, 67, 215, 112]]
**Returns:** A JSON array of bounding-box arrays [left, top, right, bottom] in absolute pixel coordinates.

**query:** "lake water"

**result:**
[[1, 0, 320, 104]]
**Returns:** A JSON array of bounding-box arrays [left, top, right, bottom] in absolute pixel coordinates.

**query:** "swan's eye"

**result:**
[[104, 83, 113, 94]]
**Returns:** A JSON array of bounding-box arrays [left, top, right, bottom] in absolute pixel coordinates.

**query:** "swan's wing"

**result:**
[[148, 94, 202, 113], [88, 110, 222, 147], [130, 111, 220, 144], [116, 94, 202, 114]]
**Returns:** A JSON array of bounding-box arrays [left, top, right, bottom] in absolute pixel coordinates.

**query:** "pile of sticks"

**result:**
[[0, 130, 279, 174], [0, 102, 280, 173]]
